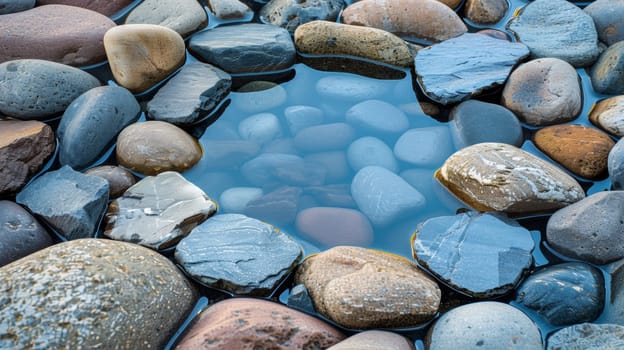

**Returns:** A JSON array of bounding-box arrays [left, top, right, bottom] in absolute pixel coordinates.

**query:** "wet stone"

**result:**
[[295, 123, 356, 153], [36, 0, 134, 16], [244, 186, 302, 226], [201, 140, 260, 170], [584, 0, 624, 46], [260, 0, 344, 34], [284, 105, 325, 136], [464, 0, 508, 25], [515, 262, 605, 326], [296, 207, 374, 247], [316, 75, 391, 103], [347, 136, 398, 173], [547, 323, 624, 350], [219, 187, 263, 213], [0, 200, 52, 267], [590, 95, 624, 138], [206, 0, 252, 20], [0, 238, 198, 350], [414, 33, 529, 105], [590, 41, 624, 95], [238, 113, 283, 144], [233, 83, 288, 113], [603, 260, 624, 325], [124, 0, 208, 37], [16, 166, 109, 240], [327, 330, 414, 350], [83, 166, 136, 199], [609, 138, 624, 190], [241, 153, 324, 187], [304, 151, 350, 183], [0, 0, 34, 14], [345, 99, 409, 138], [175, 214, 303, 295], [303, 184, 357, 208], [394, 126, 454, 167]]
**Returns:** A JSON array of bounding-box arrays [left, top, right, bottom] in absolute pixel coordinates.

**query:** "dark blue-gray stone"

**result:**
[[244, 186, 302, 226], [303, 184, 357, 208], [0, 0, 34, 14], [547, 323, 624, 350], [412, 212, 534, 298], [260, 0, 344, 34], [609, 138, 624, 190], [590, 41, 624, 95], [16, 166, 109, 240], [147, 61, 231, 125], [584, 0, 624, 46], [414, 33, 529, 105], [515, 262, 605, 326], [604, 260, 624, 325], [287, 284, 315, 313], [0, 200, 52, 267], [174, 213, 303, 295], [240, 153, 326, 187], [57, 86, 140, 170], [188, 23, 296, 73]]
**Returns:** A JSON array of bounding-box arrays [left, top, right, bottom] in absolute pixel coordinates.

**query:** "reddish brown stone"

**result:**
[[35, 0, 135, 16], [295, 207, 373, 246], [84, 165, 136, 198]]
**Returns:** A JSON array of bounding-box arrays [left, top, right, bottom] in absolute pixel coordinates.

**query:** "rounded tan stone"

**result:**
[[464, 0, 509, 25], [341, 0, 467, 43], [327, 330, 415, 350], [589, 96, 624, 138], [104, 24, 186, 93]]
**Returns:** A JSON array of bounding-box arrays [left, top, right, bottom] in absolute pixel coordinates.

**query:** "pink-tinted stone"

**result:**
[[35, 0, 135, 16], [296, 207, 374, 246]]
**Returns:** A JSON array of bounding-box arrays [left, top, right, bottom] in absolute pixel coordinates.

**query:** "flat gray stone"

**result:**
[[590, 41, 624, 95], [260, 0, 344, 34], [584, 0, 624, 46], [125, 0, 207, 37], [547, 323, 624, 350], [0, 0, 34, 14], [0, 200, 52, 267]]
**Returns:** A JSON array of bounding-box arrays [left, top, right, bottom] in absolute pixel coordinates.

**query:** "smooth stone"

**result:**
[[295, 246, 441, 329], [546, 191, 624, 265], [295, 123, 356, 153], [435, 143, 585, 214], [0, 120, 55, 196], [296, 207, 373, 246], [0, 5, 115, 66], [426, 302, 543, 350], [124, 0, 207, 37], [534, 124, 614, 179], [347, 136, 399, 173], [244, 186, 302, 226], [238, 113, 282, 144], [16, 166, 109, 240], [315, 75, 391, 103], [515, 262, 605, 326], [104, 24, 186, 93], [232, 83, 287, 113], [0, 59, 100, 120], [287, 283, 316, 313], [609, 138, 624, 189], [219, 187, 263, 213], [175, 214, 303, 295], [413, 212, 534, 298], [449, 99, 523, 149], [0, 239, 198, 349], [174, 298, 345, 349], [604, 260, 624, 324], [401, 168, 465, 212], [206, 0, 252, 20], [57, 86, 140, 170], [0, 0, 34, 14], [260, 0, 344, 34], [393, 127, 454, 167], [327, 330, 414, 350], [547, 323, 624, 350], [189, 23, 295, 73], [0, 201, 52, 267], [116, 121, 202, 176], [303, 184, 357, 208], [284, 105, 325, 136], [584, 0, 624, 46], [464, 0, 508, 25], [477, 28, 512, 41], [241, 153, 325, 187], [590, 96, 624, 138], [35, 0, 134, 16], [304, 151, 350, 183], [507, 0, 600, 67], [345, 99, 409, 137], [415, 33, 529, 104], [83, 166, 136, 199], [351, 166, 426, 227], [201, 140, 260, 169], [590, 41, 624, 95], [263, 138, 298, 154], [294, 21, 417, 67], [147, 61, 231, 125]]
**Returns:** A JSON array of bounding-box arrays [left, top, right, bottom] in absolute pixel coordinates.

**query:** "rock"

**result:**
[[393, 127, 454, 167], [294, 20, 417, 67], [104, 24, 186, 93], [584, 0, 624, 46], [464, 0, 508, 25], [0, 120, 55, 196], [0, 0, 34, 14], [173, 298, 345, 349], [476, 28, 512, 41], [241, 153, 324, 187], [449, 100, 523, 149], [219, 187, 263, 213], [316, 75, 391, 103], [0, 5, 115, 66], [534, 124, 614, 179], [426, 302, 543, 349], [609, 138, 624, 189], [294, 123, 356, 153], [303, 184, 357, 208], [189, 23, 296, 73], [414, 33, 529, 104], [124, 0, 207, 37], [238, 113, 282, 144], [57, 86, 140, 170], [436, 0, 462, 8], [347, 136, 398, 173], [296, 207, 373, 246], [295, 246, 441, 329], [515, 262, 604, 326], [547, 323, 624, 350], [244, 186, 302, 226], [413, 212, 534, 298], [260, 0, 344, 34], [175, 214, 302, 295], [604, 260, 624, 324], [507, 0, 600, 67], [327, 330, 414, 350], [0, 239, 198, 350], [501, 58, 582, 126], [147, 61, 231, 125], [206, 0, 252, 20], [435, 143, 585, 215], [304, 151, 351, 183], [341, 0, 466, 43], [0, 201, 52, 267], [546, 191, 624, 265], [35, 0, 134, 16], [284, 105, 325, 136], [590, 41, 624, 95], [201, 140, 260, 170], [345, 100, 409, 137], [16, 166, 109, 240], [116, 121, 202, 176], [0, 59, 100, 120], [233, 83, 287, 113], [589, 96, 624, 138], [83, 166, 136, 199], [103, 172, 217, 250]]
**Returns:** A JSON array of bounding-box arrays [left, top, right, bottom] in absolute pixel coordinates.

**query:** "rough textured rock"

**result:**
[[590, 41, 624, 95], [206, 0, 252, 20], [435, 143, 586, 215], [584, 0, 624, 46], [83, 166, 136, 199], [35, 0, 134, 16], [124, 0, 207, 37], [174, 298, 345, 349], [464, 0, 508, 25], [0, 239, 198, 350], [295, 246, 441, 329], [296, 207, 373, 246], [0, 200, 52, 267], [547, 323, 624, 350], [609, 138, 624, 190], [590, 96, 624, 138], [415, 33, 529, 104], [0, 5, 115, 66], [327, 330, 414, 350], [260, 0, 344, 34], [0, 0, 34, 14]]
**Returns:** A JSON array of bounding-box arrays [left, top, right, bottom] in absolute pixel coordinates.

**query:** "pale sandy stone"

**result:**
[[327, 330, 415, 350], [590, 95, 624, 138], [124, 0, 208, 37]]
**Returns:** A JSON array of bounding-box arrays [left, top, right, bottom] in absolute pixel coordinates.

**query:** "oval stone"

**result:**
[[206, 0, 252, 20], [124, 0, 208, 37], [590, 41, 624, 95], [260, 0, 344, 34], [284, 105, 325, 136], [294, 123, 356, 153], [84, 165, 136, 199], [394, 127, 454, 167], [584, 0, 624, 46], [609, 138, 624, 189], [464, 0, 508, 25], [233, 83, 288, 113], [590, 96, 624, 138], [315, 75, 391, 103], [36, 0, 134, 16], [244, 186, 303, 226], [547, 323, 624, 350], [345, 99, 409, 137], [0, 200, 52, 267], [347, 136, 398, 173], [219, 187, 263, 213], [327, 330, 414, 350], [296, 207, 374, 246]]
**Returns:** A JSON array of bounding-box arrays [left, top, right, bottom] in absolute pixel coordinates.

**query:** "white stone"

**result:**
[[394, 126, 454, 167], [284, 105, 324, 135], [233, 84, 287, 113], [347, 136, 398, 173], [315, 75, 391, 103], [345, 99, 409, 135], [219, 187, 263, 213], [238, 113, 282, 144]]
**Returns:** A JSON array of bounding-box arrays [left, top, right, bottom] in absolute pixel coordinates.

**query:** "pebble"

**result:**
[[345, 99, 409, 137], [0, 200, 52, 267], [104, 24, 186, 93], [238, 113, 283, 144], [124, 0, 208, 37], [590, 41, 624, 95], [233, 83, 288, 113], [147, 61, 231, 125], [294, 123, 356, 153], [316, 75, 390, 103], [515, 262, 605, 326], [116, 121, 202, 176], [0, 5, 115, 66], [206, 0, 252, 20], [589, 95, 624, 138], [0, 0, 34, 14], [284, 105, 325, 136], [0, 238, 198, 349], [609, 138, 624, 189], [304, 151, 350, 183], [36, 0, 134, 16], [260, 0, 344, 34], [501, 57, 582, 126], [584, 0, 624, 46], [464, 0, 508, 25], [201, 140, 260, 170], [219, 187, 263, 213], [347, 136, 399, 173], [296, 207, 373, 246], [244, 186, 303, 226], [414, 33, 529, 104], [0, 59, 100, 120], [0, 120, 55, 196], [83, 165, 136, 199], [435, 143, 585, 215], [547, 323, 624, 350], [175, 214, 303, 295], [174, 298, 345, 349], [303, 184, 357, 209], [546, 191, 624, 265], [241, 153, 324, 187], [294, 246, 441, 329], [393, 127, 454, 167], [327, 330, 414, 350]]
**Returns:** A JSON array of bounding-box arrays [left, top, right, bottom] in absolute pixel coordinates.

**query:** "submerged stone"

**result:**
[[345, 99, 409, 137], [347, 136, 398, 173], [296, 207, 373, 247], [0, 0, 34, 14], [241, 153, 324, 187], [393, 127, 454, 167], [201, 140, 260, 170], [244, 186, 302, 226]]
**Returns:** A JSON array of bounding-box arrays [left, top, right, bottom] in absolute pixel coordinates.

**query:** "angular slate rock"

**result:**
[[590, 41, 624, 95], [0, 200, 52, 267], [124, 0, 208, 37], [0, 0, 34, 14], [414, 33, 529, 105], [609, 138, 624, 190], [547, 323, 624, 350], [175, 214, 303, 296], [241, 153, 325, 187], [147, 61, 231, 125], [83, 165, 136, 199], [584, 0, 624, 46], [244, 186, 302, 226], [16, 166, 109, 240], [590, 96, 624, 138], [260, 0, 344, 34]]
